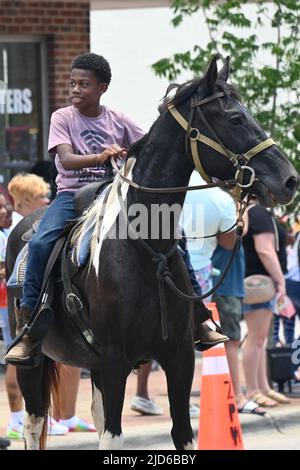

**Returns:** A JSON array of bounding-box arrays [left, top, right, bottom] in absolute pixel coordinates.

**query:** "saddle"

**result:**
[[9, 176, 114, 356], [73, 175, 114, 215]]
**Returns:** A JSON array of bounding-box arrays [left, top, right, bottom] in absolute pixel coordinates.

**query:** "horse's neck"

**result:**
[[131, 114, 193, 205], [127, 112, 193, 251]]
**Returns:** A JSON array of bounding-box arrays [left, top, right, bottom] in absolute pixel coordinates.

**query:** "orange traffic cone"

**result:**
[[198, 302, 244, 450]]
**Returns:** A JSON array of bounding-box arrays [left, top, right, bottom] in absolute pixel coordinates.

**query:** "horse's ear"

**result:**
[[203, 55, 218, 94], [218, 56, 230, 82]]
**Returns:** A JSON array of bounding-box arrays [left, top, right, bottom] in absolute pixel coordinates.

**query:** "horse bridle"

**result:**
[[168, 91, 276, 191], [111, 90, 276, 199]]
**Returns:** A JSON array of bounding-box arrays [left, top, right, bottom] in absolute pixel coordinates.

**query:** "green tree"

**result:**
[[152, 0, 300, 214]]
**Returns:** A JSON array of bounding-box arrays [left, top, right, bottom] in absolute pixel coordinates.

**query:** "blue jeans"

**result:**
[[243, 298, 276, 314], [21, 192, 76, 312]]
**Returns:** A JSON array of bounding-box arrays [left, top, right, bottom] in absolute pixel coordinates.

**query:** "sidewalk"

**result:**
[[1, 356, 300, 450]]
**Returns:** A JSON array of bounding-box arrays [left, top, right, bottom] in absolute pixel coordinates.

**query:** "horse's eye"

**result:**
[[229, 115, 244, 126]]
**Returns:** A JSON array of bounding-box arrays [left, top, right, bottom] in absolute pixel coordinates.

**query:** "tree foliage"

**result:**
[[152, 0, 300, 214]]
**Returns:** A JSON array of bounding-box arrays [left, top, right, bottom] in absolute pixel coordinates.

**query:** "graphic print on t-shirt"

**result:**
[[81, 129, 106, 153], [74, 129, 110, 183]]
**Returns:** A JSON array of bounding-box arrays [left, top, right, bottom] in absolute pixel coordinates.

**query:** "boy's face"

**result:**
[[69, 68, 107, 112]]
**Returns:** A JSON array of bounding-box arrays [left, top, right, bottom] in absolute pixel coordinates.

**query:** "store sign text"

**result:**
[[0, 88, 33, 114]]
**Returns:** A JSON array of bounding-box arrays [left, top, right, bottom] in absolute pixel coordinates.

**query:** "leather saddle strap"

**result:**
[[22, 234, 67, 332], [31, 235, 66, 319], [61, 239, 102, 357]]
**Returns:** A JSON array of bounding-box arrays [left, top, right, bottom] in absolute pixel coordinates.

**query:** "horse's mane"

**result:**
[[130, 77, 240, 156], [126, 133, 149, 159], [165, 77, 240, 108]]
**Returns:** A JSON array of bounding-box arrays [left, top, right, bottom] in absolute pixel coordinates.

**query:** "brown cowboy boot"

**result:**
[[195, 322, 229, 351], [5, 306, 40, 366], [193, 302, 228, 351]]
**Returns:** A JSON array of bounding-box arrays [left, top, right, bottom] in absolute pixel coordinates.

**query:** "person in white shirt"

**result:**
[[181, 171, 236, 298]]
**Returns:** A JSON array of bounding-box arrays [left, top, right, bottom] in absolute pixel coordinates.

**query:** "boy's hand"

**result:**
[[96, 144, 127, 164]]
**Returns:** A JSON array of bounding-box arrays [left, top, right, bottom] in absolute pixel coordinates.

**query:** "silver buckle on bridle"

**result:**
[[235, 165, 256, 188], [189, 128, 200, 141]]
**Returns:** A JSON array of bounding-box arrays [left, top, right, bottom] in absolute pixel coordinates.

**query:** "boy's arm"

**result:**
[[57, 143, 127, 170]]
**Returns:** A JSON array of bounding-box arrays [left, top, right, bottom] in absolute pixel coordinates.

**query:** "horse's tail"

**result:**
[[39, 357, 60, 450]]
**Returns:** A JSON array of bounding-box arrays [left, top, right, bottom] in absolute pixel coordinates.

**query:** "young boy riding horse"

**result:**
[[5, 52, 225, 367]]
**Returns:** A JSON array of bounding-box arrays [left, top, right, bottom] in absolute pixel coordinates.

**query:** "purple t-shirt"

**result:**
[[48, 105, 145, 193]]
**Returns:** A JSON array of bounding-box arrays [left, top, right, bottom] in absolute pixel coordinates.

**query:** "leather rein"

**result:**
[[109, 91, 276, 340]]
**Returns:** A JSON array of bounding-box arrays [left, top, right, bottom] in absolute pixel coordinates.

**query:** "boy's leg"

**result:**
[[5, 193, 76, 365], [21, 192, 76, 312]]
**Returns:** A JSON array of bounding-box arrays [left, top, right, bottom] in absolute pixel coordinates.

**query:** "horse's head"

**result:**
[[168, 55, 299, 206]]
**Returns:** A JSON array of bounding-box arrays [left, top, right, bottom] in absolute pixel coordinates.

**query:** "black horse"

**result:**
[[6, 56, 298, 450]]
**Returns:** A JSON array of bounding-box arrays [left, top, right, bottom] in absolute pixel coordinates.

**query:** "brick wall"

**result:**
[[0, 0, 90, 114]]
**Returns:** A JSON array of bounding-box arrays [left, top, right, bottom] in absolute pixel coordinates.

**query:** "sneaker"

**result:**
[[6, 422, 23, 439], [66, 417, 96, 432], [131, 396, 163, 416], [189, 404, 200, 419], [47, 417, 69, 436]]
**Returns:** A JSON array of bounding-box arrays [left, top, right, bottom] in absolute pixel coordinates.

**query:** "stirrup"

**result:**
[[6, 352, 42, 369], [194, 335, 229, 352], [5, 338, 42, 369]]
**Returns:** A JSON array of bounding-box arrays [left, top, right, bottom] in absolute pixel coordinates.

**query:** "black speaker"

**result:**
[[267, 347, 294, 393]]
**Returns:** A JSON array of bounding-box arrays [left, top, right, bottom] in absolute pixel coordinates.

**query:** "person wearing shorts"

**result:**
[[211, 245, 265, 415], [242, 201, 289, 407]]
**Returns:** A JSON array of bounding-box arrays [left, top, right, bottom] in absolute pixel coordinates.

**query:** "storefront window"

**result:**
[[0, 39, 47, 183]]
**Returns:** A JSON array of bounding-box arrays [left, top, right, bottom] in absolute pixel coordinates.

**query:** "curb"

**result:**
[[123, 406, 300, 449], [116, 407, 300, 447], [238, 406, 300, 434]]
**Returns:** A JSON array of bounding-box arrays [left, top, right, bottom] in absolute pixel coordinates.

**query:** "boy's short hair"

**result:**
[[71, 52, 112, 85], [8, 173, 49, 209]]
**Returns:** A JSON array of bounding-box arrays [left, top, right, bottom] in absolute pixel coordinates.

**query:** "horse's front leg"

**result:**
[[17, 355, 56, 449], [23, 413, 44, 450], [91, 352, 129, 450], [158, 340, 195, 450], [16, 361, 45, 449]]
